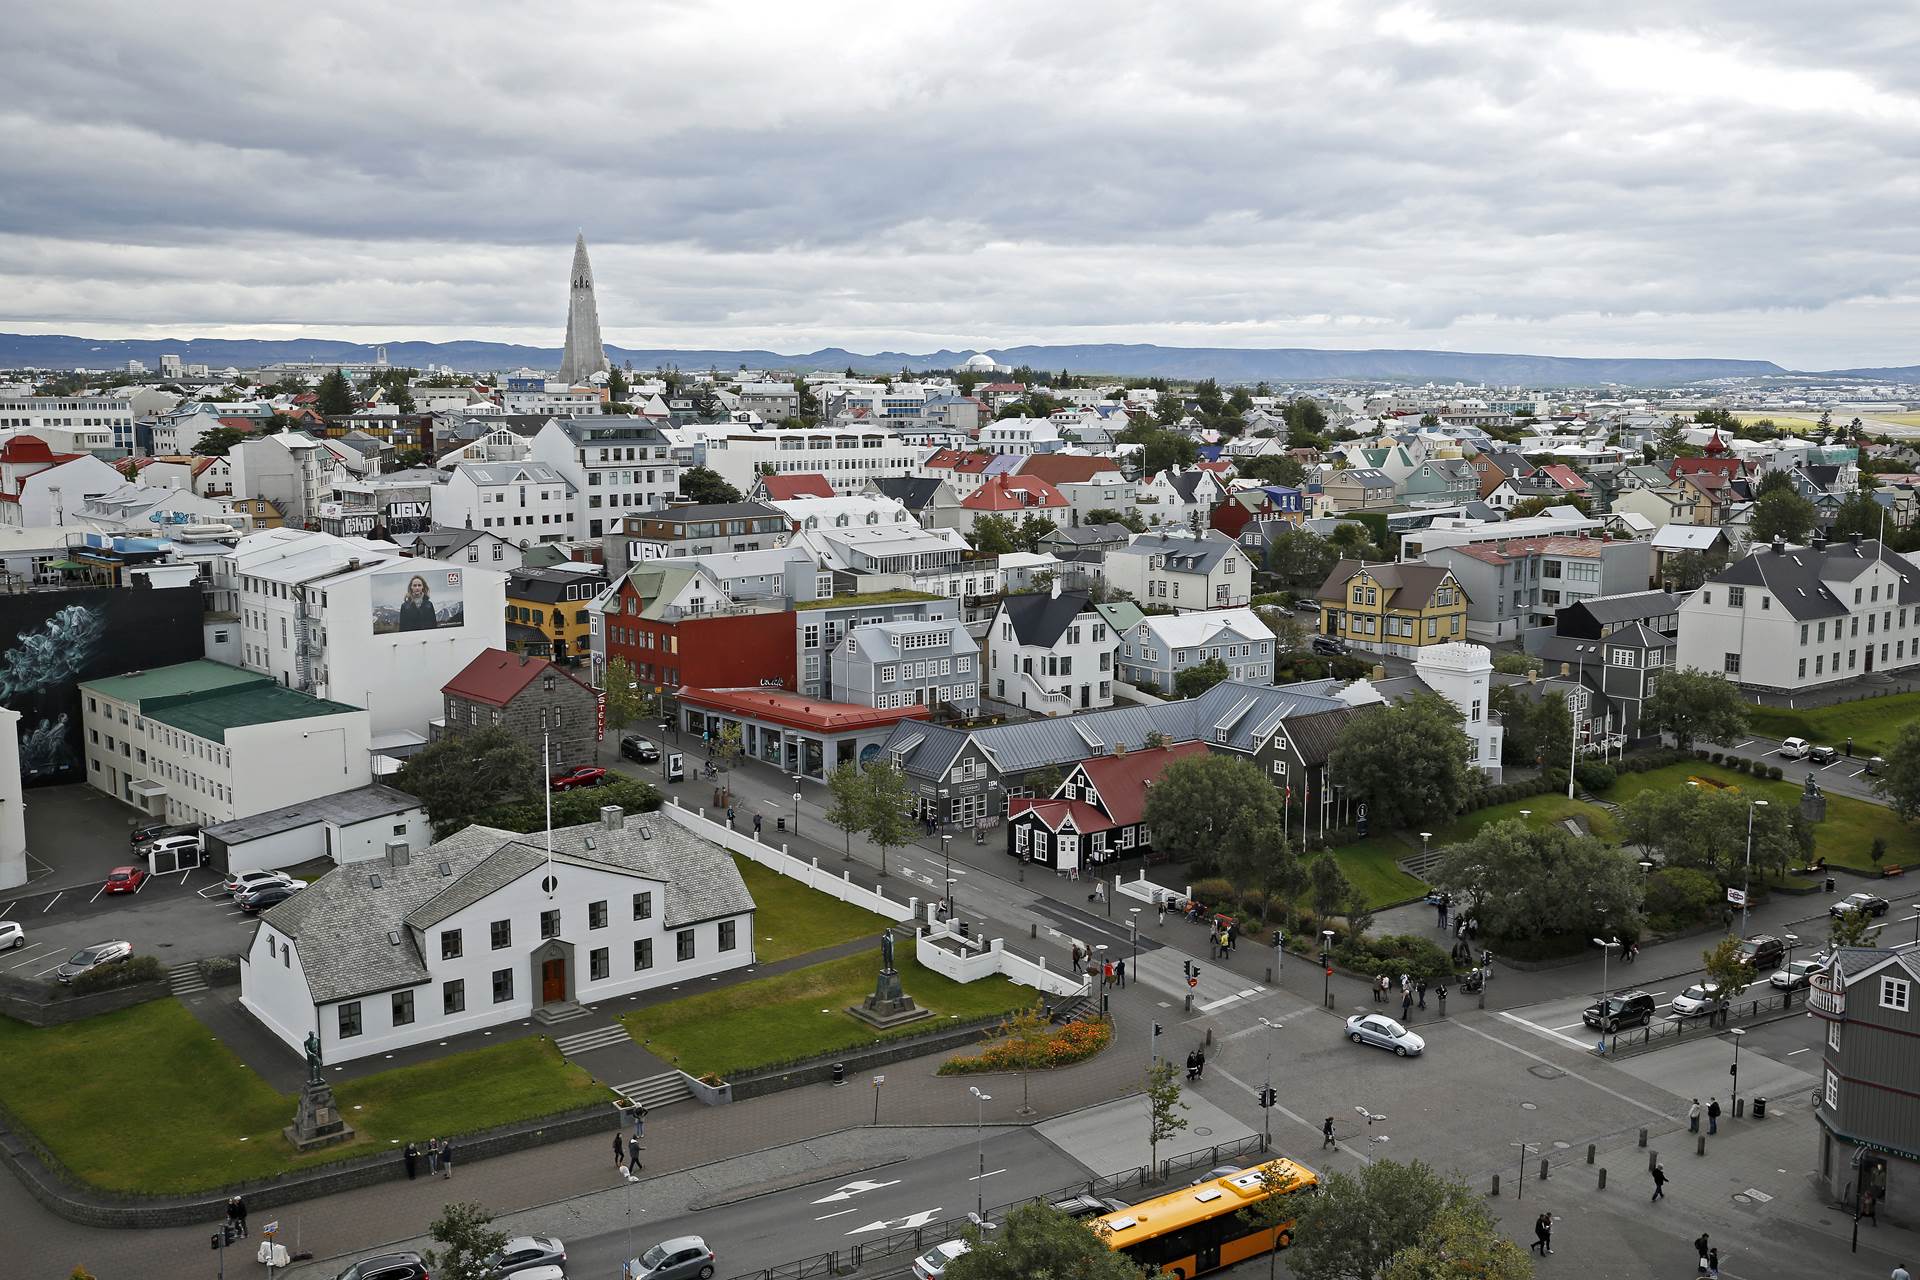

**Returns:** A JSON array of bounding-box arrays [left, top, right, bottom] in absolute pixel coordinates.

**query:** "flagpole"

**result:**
[[544, 730, 554, 893]]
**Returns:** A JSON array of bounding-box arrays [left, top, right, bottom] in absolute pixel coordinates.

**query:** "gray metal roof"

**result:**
[[457, 461, 571, 486], [1707, 538, 1918, 621], [205, 784, 422, 845], [1564, 590, 1680, 625], [999, 590, 1098, 647], [1108, 530, 1238, 573]]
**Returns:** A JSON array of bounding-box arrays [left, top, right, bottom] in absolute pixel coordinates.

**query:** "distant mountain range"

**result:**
[[0, 331, 1905, 388]]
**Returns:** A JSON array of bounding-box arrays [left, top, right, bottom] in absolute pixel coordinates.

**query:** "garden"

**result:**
[[730, 855, 894, 963]]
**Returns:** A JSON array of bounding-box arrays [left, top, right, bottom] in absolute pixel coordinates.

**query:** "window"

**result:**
[[1723, 653, 1741, 675], [634, 938, 654, 970], [589, 900, 607, 930], [1881, 976, 1910, 1012], [676, 929, 695, 962], [590, 947, 610, 981], [338, 1001, 362, 1039], [1825, 1067, 1840, 1111], [392, 989, 415, 1026], [633, 891, 653, 920], [441, 929, 462, 960], [1727, 586, 1744, 607], [719, 920, 738, 951], [491, 919, 511, 949], [1828, 1020, 1841, 1053], [492, 968, 514, 1003]]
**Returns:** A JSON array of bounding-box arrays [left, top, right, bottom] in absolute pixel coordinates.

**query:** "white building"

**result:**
[[530, 417, 680, 539], [977, 417, 1063, 456], [239, 805, 755, 1064], [1100, 530, 1255, 610], [501, 386, 605, 416], [700, 426, 933, 496], [220, 529, 509, 737], [0, 398, 131, 454], [830, 618, 982, 715], [81, 661, 372, 829], [984, 584, 1120, 715], [1675, 535, 1920, 692], [431, 461, 577, 545], [0, 444, 126, 527], [1119, 607, 1276, 694], [1340, 642, 1505, 780], [230, 432, 327, 529]]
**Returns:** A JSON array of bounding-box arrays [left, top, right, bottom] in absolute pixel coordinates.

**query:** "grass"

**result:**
[[1605, 761, 1920, 873], [732, 854, 892, 963], [0, 1000, 607, 1193], [1728, 413, 1827, 435], [1744, 694, 1920, 759], [620, 939, 1028, 1079], [1874, 414, 1920, 429], [1432, 793, 1620, 847], [1320, 836, 1428, 908], [796, 590, 941, 610]]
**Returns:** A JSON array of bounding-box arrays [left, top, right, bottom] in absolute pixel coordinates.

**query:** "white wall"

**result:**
[[240, 923, 319, 1058], [0, 708, 24, 890], [662, 801, 915, 922], [328, 809, 434, 865]]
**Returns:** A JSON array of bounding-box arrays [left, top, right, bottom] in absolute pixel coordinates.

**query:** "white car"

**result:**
[[0, 921, 22, 950], [1770, 960, 1823, 991], [1345, 1013, 1426, 1057], [912, 1241, 971, 1280], [1779, 737, 1811, 759], [224, 869, 297, 897], [1669, 982, 1727, 1017]]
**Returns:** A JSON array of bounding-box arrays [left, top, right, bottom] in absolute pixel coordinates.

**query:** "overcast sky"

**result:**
[[4, 1, 1917, 368]]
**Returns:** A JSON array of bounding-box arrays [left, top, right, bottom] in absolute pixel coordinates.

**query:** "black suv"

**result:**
[[1582, 990, 1657, 1033], [1311, 635, 1348, 656], [620, 734, 661, 764], [1736, 934, 1786, 971]]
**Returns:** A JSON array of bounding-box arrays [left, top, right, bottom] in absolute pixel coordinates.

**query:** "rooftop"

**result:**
[[796, 589, 942, 610], [676, 686, 932, 733], [203, 784, 422, 844], [82, 659, 263, 703], [144, 681, 362, 743], [444, 648, 593, 707]]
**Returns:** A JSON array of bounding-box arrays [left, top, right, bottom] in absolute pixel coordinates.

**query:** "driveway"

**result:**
[[0, 863, 258, 981]]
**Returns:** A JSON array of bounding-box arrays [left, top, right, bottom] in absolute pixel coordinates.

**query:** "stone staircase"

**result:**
[[611, 1070, 694, 1110], [1047, 992, 1097, 1026], [167, 961, 208, 999], [532, 1000, 593, 1027], [553, 1022, 632, 1057]]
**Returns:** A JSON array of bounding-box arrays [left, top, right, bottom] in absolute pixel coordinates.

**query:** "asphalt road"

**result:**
[[1716, 733, 1890, 804]]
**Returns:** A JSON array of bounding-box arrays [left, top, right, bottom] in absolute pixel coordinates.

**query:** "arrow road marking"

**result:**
[[846, 1208, 943, 1235], [812, 1178, 902, 1204]]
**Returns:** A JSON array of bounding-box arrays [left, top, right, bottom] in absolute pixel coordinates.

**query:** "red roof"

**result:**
[[1016, 454, 1122, 485], [924, 448, 994, 474], [760, 473, 835, 500], [1195, 459, 1236, 475], [1669, 456, 1743, 482], [959, 473, 1068, 511], [1537, 463, 1590, 492], [1008, 796, 1107, 831], [215, 416, 260, 433], [978, 382, 1026, 394], [0, 435, 81, 465], [442, 648, 592, 707], [1077, 741, 1209, 825], [676, 687, 931, 733]]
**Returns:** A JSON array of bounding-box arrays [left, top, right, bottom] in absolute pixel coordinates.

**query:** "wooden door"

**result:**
[[541, 957, 565, 1004]]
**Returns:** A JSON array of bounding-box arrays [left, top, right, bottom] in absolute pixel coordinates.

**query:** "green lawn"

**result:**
[[1605, 762, 1920, 872], [1432, 793, 1620, 847], [621, 939, 1028, 1079], [1320, 837, 1428, 908], [0, 1000, 607, 1193], [732, 855, 891, 963], [1745, 695, 1920, 759]]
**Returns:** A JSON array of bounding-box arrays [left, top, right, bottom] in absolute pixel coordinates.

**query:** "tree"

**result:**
[[1236, 1162, 1301, 1280], [824, 761, 868, 862], [1140, 429, 1200, 477], [1283, 399, 1327, 447], [945, 1202, 1141, 1280], [1702, 935, 1750, 1003], [1874, 722, 1920, 821], [679, 466, 742, 505], [1654, 418, 1689, 457], [1142, 754, 1282, 883], [601, 657, 648, 735], [861, 761, 918, 879], [1662, 547, 1729, 592], [1507, 493, 1587, 520], [1490, 684, 1571, 769], [1085, 507, 1147, 533], [423, 1201, 509, 1280], [315, 368, 356, 416], [193, 426, 248, 456], [396, 726, 540, 835], [1289, 1158, 1482, 1280], [607, 367, 629, 404], [986, 1003, 1054, 1116], [1829, 490, 1885, 542], [1014, 514, 1058, 554], [1432, 820, 1644, 946], [1239, 455, 1307, 488], [1830, 905, 1877, 948], [713, 722, 744, 800], [1641, 668, 1748, 749], [970, 513, 1019, 556], [1145, 1059, 1188, 1173], [1327, 695, 1479, 832], [1174, 657, 1231, 699], [1380, 1205, 1533, 1280], [1309, 854, 1355, 928], [1753, 468, 1795, 498], [1264, 528, 1338, 588], [1749, 487, 1818, 545]]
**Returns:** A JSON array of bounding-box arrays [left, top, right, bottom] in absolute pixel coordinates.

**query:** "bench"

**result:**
[[1883, 865, 1905, 879]]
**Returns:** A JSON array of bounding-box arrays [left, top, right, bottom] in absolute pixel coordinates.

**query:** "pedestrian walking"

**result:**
[[1416, 979, 1428, 1009], [1694, 1233, 1709, 1264], [233, 1194, 248, 1237], [404, 1141, 419, 1179], [1157, 902, 1166, 926], [628, 1137, 642, 1173], [726, 804, 735, 828], [1688, 1099, 1701, 1133], [1650, 1162, 1667, 1201], [1322, 1116, 1336, 1149], [1185, 1049, 1199, 1080], [1468, 915, 1479, 939], [1436, 985, 1448, 1015], [441, 1139, 455, 1179], [753, 813, 762, 836], [1863, 1189, 1879, 1225], [225, 1198, 241, 1238], [1400, 972, 1411, 994], [427, 1138, 442, 1176], [1193, 1050, 1205, 1080], [1706, 1247, 1720, 1278], [1376, 973, 1389, 1003], [1708, 1097, 1721, 1135], [1116, 958, 1127, 989], [1891, 1263, 1910, 1280], [1401, 991, 1414, 1022], [613, 1131, 625, 1170], [1532, 1212, 1552, 1256]]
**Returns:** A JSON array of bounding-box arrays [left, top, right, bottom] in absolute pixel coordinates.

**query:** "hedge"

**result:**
[[70, 954, 162, 993], [1332, 933, 1456, 982]]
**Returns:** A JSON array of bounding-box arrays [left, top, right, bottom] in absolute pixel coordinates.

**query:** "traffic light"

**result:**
[[1182, 958, 1194, 979], [1259, 1086, 1277, 1108], [1153, 1021, 1163, 1038], [1272, 929, 1284, 948], [1188, 968, 1200, 989]]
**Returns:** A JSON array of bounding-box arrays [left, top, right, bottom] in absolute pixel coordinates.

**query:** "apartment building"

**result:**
[[431, 462, 576, 545], [1119, 608, 1276, 694], [1100, 530, 1254, 609], [531, 417, 680, 539], [829, 618, 982, 716], [1424, 535, 1655, 642], [699, 426, 931, 496]]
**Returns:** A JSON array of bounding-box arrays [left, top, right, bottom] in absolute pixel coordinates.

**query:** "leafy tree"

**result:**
[[478, 777, 660, 833], [1654, 418, 1689, 457], [397, 726, 540, 835], [679, 466, 743, 505], [1283, 399, 1328, 448], [1432, 820, 1643, 946], [824, 761, 868, 862], [1014, 514, 1057, 554], [423, 1201, 508, 1280], [1024, 764, 1065, 798], [861, 761, 918, 878], [1174, 657, 1231, 699], [601, 657, 649, 734], [1289, 1158, 1482, 1280], [1085, 507, 1147, 533], [1829, 490, 1885, 542], [1309, 854, 1355, 927], [1142, 753, 1282, 883], [969, 513, 1020, 556], [1753, 468, 1795, 498], [1380, 1205, 1533, 1280], [1490, 684, 1571, 769], [1874, 721, 1920, 822], [1236, 1162, 1301, 1280], [1643, 866, 1723, 930], [1145, 1058, 1188, 1172], [1507, 493, 1587, 520], [1702, 935, 1750, 1002], [1662, 547, 1729, 592], [1830, 905, 1877, 948], [1327, 694, 1479, 832], [945, 1201, 1141, 1280], [315, 368, 356, 416], [194, 426, 248, 456], [1641, 668, 1748, 749], [1264, 528, 1338, 588], [1140, 429, 1200, 476], [1749, 487, 1817, 545], [1239, 454, 1307, 488], [983, 1003, 1054, 1116], [713, 722, 744, 799]]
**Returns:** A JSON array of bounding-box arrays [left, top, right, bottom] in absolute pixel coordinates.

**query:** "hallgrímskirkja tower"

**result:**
[[556, 233, 610, 385]]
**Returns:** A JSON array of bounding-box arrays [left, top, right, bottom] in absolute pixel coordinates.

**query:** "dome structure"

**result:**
[[963, 352, 1004, 371]]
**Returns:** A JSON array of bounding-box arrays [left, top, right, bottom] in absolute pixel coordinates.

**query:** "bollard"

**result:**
[[1696, 1134, 1706, 1157], [1185, 993, 1194, 1013], [1586, 1144, 1595, 1165], [1647, 1150, 1659, 1171], [1540, 1157, 1550, 1182], [1326, 992, 1335, 1009], [1266, 966, 1273, 984], [1638, 1128, 1648, 1148], [1031, 922, 1038, 939], [1490, 1173, 1501, 1197], [1734, 1097, 1745, 1119], [1478, 987, 1486, 1009], [1205, 1028, 1213, 1046], [1598, 1167, 1607, 1190]]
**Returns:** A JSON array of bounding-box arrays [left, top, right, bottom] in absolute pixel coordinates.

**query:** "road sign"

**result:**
[[261, 1221, 279, 1235], [873, 1074, 885, 1085], [1188, 975, 1198, 989], [1356, 802, 1370, 836], [1727, 887, 1747, 906]]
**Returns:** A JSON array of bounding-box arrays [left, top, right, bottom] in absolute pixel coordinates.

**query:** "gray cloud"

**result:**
[[2, 0, 1916, 368]]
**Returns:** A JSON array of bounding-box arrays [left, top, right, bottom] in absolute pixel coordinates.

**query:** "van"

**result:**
[[147, 833, 202, 860], [1779, 737, 1811, 759]]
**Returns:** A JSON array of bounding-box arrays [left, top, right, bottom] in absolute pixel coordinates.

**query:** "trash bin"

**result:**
[[1826, 877, 1837, 892], [832, 1062, 845, 1086], [1753, 1096, 1767, 1119], [777, 816, 787, 831], [959, 920, 971, 938]]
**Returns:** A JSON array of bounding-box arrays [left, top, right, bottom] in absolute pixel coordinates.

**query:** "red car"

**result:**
[[549, 765, 609, 792], [103, 866, 148, 895]]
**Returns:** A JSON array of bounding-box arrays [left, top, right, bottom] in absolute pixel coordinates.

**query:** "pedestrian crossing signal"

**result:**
[[1188, 974, 1198, 989]]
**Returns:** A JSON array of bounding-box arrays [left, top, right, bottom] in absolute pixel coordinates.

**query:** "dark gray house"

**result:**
[[1813, 948, 1920, 1222], [436, 648, 601, 770]]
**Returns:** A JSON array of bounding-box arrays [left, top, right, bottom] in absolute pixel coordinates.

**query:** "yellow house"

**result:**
[[1316, 559, 1468, 657], [504, 565, 609, 665]]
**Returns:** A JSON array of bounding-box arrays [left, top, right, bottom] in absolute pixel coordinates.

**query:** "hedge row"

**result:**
[[1696, 748, 1784, 781]]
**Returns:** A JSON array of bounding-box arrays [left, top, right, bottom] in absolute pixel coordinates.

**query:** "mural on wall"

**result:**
[[0, 587, 205, 787], [371, 567, 465, 634]]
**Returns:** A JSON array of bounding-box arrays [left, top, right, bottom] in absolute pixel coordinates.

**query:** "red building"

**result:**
[[601, 590, 796, 702], [676, 686, 929, 779]]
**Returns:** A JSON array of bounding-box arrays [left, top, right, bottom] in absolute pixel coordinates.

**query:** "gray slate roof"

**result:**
[[999, 590, 1098, 647], [1042, 522, 1133, 548], [868, 477, 946, 511], [1564, 590, 1680, 626], [1109, 530, 1238, 573], [1706, 538, 1919, 621], [205, 784, 421, 845]]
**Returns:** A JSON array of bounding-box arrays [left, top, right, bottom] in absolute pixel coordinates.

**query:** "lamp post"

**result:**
[[791, 774, 804, 835], [1321, 929, 1335, 1007], [968, 1086, 991, 1220], [1258, 1017, 1283, 1150], [1519, 809, 1532, 825], [1420, 831, 1432, 863], [660, 718, 672, 784], [946, 877, 957, 930], [1741, 799, 1768, 939], [942, 834, 953, 918], [1353, 1106, 1387, 1163], [1730, 1027, 1746, 1117], [1129, 908, 1141, 972]]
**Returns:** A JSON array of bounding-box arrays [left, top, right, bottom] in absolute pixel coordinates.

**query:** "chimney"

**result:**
[[1771, 537, 1785, 554], [600, 804, 625, 831], [1850, 531, 1863, 546], [385, 839, 410, 868], [1050, 575, 1063, 599], [1559, 662, 1571, 677], [1526, 668, 1538, 684], [519, 651, 529, 666], [1812, 534, 1827, 551]]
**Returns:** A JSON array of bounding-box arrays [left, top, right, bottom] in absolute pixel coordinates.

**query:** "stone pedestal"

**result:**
[[284, 1081, 355, 1152], [850, 967, 932, 1030]]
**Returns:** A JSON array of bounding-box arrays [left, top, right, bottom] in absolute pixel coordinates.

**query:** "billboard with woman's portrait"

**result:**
[[372, 568, 465, 633]]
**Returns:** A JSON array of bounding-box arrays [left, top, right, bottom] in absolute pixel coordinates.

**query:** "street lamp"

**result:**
[[660, 718, 673, 784], [1730, 1027, 1746, 1117], [1420, 831, 1432, 862], [1593, 937, 1621, 1037], [620, 1167, 641, 1267], [1519, 809, 1531, 824], [1258, 1017, 1283, 1150], [1129, 908, 1141, 972], [792, 774, 804, 836], [946, 877, 958, 929], [968, 1086, 991, 1220], [1741, 800, 1769, 939], [942, 834, 953, 914], [1321, 929, 1335, 1007], [1353, 1106, 1387, 1163]]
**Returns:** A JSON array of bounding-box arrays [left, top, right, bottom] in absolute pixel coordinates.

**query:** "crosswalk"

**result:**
[[554, 1023, 631, 1057], [168, 961, 208, 998]]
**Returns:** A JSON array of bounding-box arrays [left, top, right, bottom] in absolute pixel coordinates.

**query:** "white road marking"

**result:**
[[813, 1178, 902, 1204], [1549, 1022, 1587, 1032], [1199, 993, 1242, 1011], [967, 1168, 1007, 1181], [1734, 740, 1754, 750], [813, 1208, 859, 1221], [1497, 1010, 1600, 1052], [1454, 1019, 1674, 1120], [41, 891, 62, 913], [87, 884, 106, 903], [1787, 1048, 1811, 1056], [846, 1208, 942, 1235], [1850, 770, 1867, 779], [0, 901, 13, 919], [32, 960, 66, 977]]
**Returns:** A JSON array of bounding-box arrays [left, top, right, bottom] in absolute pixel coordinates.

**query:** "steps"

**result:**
[[1047, 993, 1095, 1026], [168, 962, 208, 998], [554, 1023, 632, 1057], [611, 1071, 694, 1110], [532, 1001, 593, 1026], [1397, 845, 1446, 881]]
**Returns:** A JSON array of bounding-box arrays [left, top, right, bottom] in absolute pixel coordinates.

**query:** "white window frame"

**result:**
[[1824, 1067, 1840, 1110], [1881, 976, 1910, 1012]]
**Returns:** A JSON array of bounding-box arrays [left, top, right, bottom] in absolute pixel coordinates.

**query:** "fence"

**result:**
[[1598, 988, 1800, 1057], [916, 927, 1085, 997], [662, 799, 916, 923]]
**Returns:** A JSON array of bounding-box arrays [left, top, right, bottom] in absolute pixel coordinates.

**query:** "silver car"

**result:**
[[1345, 1013, 1425, 1057], [486, 1235, 565, 1277], [56, 940, 133, 983], [1669, 982, 1726, 1017], [630, 1236, 714, 1280]]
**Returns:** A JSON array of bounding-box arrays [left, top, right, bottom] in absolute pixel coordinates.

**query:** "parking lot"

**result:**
[[1716, 734, 1888, 802]]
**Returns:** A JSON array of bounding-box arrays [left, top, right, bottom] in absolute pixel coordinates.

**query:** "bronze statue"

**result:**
[[303, 1030, 324, 1087], [880, 930, 896, 973]]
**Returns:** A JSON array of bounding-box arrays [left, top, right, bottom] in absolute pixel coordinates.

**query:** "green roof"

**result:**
[[796, 589, 941, 610], [83, 661, 265, 703], [144, 684, 364, 743]]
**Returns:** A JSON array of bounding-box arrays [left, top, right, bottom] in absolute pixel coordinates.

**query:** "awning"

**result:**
[[47, 559, 90, 570]]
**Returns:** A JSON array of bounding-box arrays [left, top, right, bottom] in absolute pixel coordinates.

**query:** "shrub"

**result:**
[[937, 1018, 1113, 1075], [1768, 765, 1784, 781], [1238, 887, 1269, 919], [69, 954, 162, 994], [1710, 752, 1724, 765], [196, 955, 240, 984], [1332, 933, 1455, 981], [1644, 866, 1722, 933], [1573, 762, 1616, 793]]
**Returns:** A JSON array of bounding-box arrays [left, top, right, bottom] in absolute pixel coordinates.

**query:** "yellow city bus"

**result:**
[[1092, 1158, 1319, 1277]]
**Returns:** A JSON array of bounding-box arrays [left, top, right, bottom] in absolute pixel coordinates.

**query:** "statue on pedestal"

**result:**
[[304, 1031, 325, 1087], [286, 1028, 355, 1151], [850, 929, 930, 1029]]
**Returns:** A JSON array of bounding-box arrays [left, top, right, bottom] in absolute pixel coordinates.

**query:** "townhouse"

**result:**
[[984, 586, 1121, 715], [829, 617, 982, 716], [1118, 607, 1276, 694], [1316, 560, 1468, 656], [1100, 530, 1254, 609]]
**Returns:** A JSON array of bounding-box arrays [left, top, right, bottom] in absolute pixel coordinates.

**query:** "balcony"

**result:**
[[1810, 971, 1845, 1018]]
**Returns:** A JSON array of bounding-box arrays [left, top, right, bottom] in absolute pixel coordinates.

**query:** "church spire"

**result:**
[[557, 233, 610, 386]]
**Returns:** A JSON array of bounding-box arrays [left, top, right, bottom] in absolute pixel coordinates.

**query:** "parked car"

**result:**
[[333, 1253, 430, 1280], [55, 940, 133, 984], [0, 921, 23, 950], [1669, 982, 1726, 1017], [1831, 892, 1891, 918], [1051, 1193, 1129, 1219], [1582, 990, 1657, 1033], [131, 821, 197, 847], [911, 1241, 970, 1280], [549, 765, 609, 792], [629, 1236, 715, 1280], [146, 832, 203, 861], [486, 1234, 566, 1277], [224, 869, 298, 898], [1293, 598, 1321, 614], [1189, 1164, 1245, 1186], [1311, 635, 1348, 657], [1345, 1013, 1425, 1057], [1865, 756, 1887, 777], [620, 734, 661, 764], [1771, 960, 1824, 991], [102, 866, 147, 895], [1809, 744, 1839, 766], [239, 882, 305, 913], [1736, 934, 1786, 970], [1779, 737, 1811, 759]]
